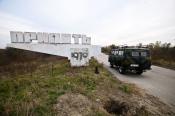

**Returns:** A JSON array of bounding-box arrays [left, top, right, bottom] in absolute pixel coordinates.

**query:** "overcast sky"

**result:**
[[0, 0, 175, 48]]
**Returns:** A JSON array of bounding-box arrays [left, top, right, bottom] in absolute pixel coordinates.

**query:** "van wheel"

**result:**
[[136, 70, 143, 75], [118, 67, 125, 74], [110, 63, 114, 68]]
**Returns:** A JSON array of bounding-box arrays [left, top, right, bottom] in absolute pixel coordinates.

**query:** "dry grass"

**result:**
[[0, 58, 113, 115], [0, 49, 174, 115], [152, 59, 175, 70]]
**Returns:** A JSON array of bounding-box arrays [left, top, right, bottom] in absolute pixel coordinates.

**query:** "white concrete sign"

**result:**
[[70, 48, 89, 66], [9, 31, 101, 67]]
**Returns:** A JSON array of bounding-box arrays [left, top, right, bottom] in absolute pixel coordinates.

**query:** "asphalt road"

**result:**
[[96, 53, 175, 109]]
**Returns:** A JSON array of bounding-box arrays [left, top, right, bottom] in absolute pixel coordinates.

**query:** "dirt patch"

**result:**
[[54, 91, 174, 116], [53, 93, 108, 116], [54, 93, 91, 115]]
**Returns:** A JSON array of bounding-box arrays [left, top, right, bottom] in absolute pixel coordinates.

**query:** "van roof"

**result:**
[[111, 47, 149, 50]]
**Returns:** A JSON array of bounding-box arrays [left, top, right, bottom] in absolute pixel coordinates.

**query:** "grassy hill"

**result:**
[[0, 48, 174, 116]]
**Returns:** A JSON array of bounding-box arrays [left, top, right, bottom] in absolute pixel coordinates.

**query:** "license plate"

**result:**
[[130, 64, 139, 67]]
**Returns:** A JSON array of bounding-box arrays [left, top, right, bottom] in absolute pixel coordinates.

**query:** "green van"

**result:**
[[108, 47, 151, 74]]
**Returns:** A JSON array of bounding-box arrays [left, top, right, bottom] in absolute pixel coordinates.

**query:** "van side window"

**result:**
[[141, 52, 147, 57], [132, 51, 139, 56], [118, 51, 123, 56], [114, 50, 118, 55], [116, 50, 119, 55]]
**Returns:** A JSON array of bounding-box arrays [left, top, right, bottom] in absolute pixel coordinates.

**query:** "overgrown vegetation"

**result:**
[[102, 41, 175, 69], [148, 41, 175, 69], [0, 57, 101, 115], [0, 48, 118, 115], [0, 48, 173, 115]]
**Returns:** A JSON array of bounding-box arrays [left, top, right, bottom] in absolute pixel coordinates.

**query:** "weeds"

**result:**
[[0, 56, 113, 115], [152, 59, 175, 70], [0, 50, 136, 115], [0, 48, 172, 116], [119, 84, 133, 94]]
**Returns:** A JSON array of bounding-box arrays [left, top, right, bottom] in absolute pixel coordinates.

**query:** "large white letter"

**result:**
[[49, 33, 56, 44], [30, 32, 37, 40], [72, 34, 81, 44], [24, 32, 31, 43], [37, 32, 44, 43], [61, 33, 71, 44], [10, 31, 17, 43], [16, 32, 24, 43], [82, 35, 91, 45], [54, 33, 61, 44], [43, 32, 49, 43]]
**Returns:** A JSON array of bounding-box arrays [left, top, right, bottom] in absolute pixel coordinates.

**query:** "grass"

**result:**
[[0, 60, 110, 115], [119, 84, 133, 94], [152, 59, 175, 70], [0, 57, 125, 115]]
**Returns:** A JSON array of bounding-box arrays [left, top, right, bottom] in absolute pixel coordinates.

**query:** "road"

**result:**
[[96, 53, 175, 109]]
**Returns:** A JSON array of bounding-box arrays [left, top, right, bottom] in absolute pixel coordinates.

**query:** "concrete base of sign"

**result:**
[[7, 43, 101, 66]]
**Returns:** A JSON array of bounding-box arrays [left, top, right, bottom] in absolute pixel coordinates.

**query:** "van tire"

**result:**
[[118, 67, 125, 74], [110, 63, 114, 68], [136, 70, 143, 75]]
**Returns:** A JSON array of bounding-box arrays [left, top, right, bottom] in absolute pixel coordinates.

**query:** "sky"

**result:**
[[0, 0, 175, 48]]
